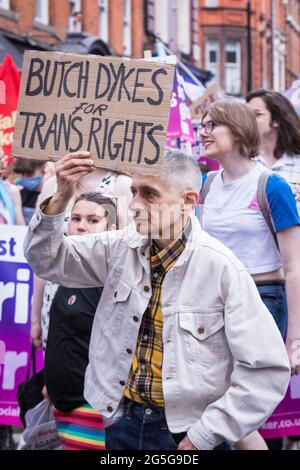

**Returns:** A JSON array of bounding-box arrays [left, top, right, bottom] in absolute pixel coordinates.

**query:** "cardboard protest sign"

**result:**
[[189, 84, 221, 120], [12, 51, 174, 175]]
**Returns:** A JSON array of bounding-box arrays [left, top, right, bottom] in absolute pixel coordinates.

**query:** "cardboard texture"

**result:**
[[189, 85, 221, 120], [12, 51, 174, 176]]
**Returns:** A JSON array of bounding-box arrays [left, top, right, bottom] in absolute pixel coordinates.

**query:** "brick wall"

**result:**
[[82, 0, 99, 37], [0, 0, 145, 58], [199, 0, 300, 94], [132, 0, 144, 58]]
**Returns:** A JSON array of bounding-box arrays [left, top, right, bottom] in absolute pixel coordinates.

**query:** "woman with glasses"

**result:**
[[199, 100, 300, 448]]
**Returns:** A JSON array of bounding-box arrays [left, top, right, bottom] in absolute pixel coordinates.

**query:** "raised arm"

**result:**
[[24, 152, 113, 288]]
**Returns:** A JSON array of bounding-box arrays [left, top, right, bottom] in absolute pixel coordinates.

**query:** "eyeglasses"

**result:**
[[199, 120, 218, 135]]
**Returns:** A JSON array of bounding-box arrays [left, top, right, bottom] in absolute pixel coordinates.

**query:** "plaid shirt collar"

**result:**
[[151, 218, 192, 273]]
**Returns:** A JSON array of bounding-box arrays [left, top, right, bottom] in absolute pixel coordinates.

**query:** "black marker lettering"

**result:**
[[69, 116, 83, 152], [57, 61, 72, 97], [132, 68, 152, 103], [72, 102, 88, 115], [41, 113, 58, 149], [144, 124, 164, 165], [108, 121, 124, 160], [116, 65, 135, 102], [121, 120, 137, 162], [94, 104, 108, 116], [87, 118, 102, 158], [29, 113, 46, 149], [107, 63, 124, 102], [57, 114, 72, 150], [101, 119, 109, 159], [136, 122, 154, 164], [25, 58, 44, 96], [20, 112, 35, 147], [84, 104, 94, 114], [63, 62, 82, 98], [79, 61, 90, 99], [43, 60, 58, 96], [95, 63, 111, 99], [148, 69, 167, 106]]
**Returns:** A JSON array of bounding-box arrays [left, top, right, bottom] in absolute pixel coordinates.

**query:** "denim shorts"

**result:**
[[255, 280, 287, 338]]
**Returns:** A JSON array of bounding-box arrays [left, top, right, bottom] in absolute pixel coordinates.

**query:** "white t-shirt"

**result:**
[[202, 163, 299, 275]]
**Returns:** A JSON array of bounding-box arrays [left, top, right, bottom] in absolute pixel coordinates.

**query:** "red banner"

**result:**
[[0, 54, 20, 166]]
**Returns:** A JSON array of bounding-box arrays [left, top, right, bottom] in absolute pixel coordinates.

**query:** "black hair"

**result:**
[[246, 89, 300, 159]]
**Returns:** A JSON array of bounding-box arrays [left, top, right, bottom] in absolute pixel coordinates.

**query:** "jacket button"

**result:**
[[133, 316, 139, 322], [107, 405, 114, 412], [114, 291, 117, 298], [144, 286, 150, 293], [197, 325, 205, 334], [126, 348, 132, 354], [119, 380, 125, 386]]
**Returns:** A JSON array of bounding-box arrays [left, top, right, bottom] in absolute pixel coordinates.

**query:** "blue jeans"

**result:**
[[106, 399, 229, 451], [256, 281, 287, 338]]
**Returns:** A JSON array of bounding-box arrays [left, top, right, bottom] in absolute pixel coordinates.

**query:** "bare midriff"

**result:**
[[252, 267, 284, 283]]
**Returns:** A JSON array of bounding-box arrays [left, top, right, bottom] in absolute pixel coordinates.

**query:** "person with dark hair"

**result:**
[[246, 89, 300, 209], [246, 89, 300, 451], [44, 192, 117, 450], [12, 159, 46, 224]]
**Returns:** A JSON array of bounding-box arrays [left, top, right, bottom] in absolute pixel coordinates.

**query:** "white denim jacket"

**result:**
[[24, 209, 290, 450]]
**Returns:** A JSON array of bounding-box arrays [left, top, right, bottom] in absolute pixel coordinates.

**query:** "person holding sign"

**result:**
[[24, 149, 290, 451]]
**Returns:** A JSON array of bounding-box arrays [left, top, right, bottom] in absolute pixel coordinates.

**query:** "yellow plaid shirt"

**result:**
[[124, 219, 191, 407]]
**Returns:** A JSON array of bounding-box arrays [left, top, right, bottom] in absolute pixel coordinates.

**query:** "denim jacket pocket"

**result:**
[[106, 281, 132, 333], [112, 280, 132, 302], [178, 311, 225, 367]]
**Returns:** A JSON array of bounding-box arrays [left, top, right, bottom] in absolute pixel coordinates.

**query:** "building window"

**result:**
[[206, 39, 219, 85], [154, 0, 168, 44], [35, 0, 49, 25], [225, 40, 241, 95], [0, 0, 9, 10], [178, 0, 191, 55], [205, 0, 219, 7], [99, 0, 108, 42], [123, 0, 131, 56], [70, 0, 81, 14], [68, 1, 82, 33]]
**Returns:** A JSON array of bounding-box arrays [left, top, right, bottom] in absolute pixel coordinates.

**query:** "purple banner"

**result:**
[[0, 225, 43, 425], [260, 376, 300, 439], [167, 67, 195, 144]]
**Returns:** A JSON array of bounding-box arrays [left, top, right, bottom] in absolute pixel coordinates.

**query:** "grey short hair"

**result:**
[[160, 149, 202, 193]]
